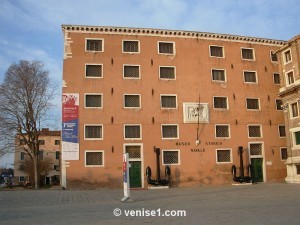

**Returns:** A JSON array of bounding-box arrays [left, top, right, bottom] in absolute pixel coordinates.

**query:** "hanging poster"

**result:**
[[62, 93, 79, 160]]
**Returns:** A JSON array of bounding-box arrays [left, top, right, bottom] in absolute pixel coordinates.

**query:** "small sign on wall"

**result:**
[[183, 102, 209, 123]]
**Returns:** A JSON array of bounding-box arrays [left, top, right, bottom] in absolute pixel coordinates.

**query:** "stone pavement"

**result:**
[[0, 183, 300, 225]]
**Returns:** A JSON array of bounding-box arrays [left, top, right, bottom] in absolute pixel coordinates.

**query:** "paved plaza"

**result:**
[[0, 183, 300, 225]]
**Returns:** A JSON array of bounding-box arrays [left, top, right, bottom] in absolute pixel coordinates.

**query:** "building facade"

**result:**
[[14, 128, 61, 186], [62, 25, 288, 189], [277, 35, 300, 183]]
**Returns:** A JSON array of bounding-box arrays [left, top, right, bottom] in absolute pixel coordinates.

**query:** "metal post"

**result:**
[[238, 146, 244, 180]]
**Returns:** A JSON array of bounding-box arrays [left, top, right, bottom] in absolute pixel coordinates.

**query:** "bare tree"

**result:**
[[0, 60, 56, 189]]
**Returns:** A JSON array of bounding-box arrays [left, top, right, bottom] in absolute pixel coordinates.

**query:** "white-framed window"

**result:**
[[160, 95, 177, 109], [291, 127, 300, 149], [86, 38, 104, 52], [124, 124, 142, 140], [275, 99, 283, 111], [85, 64, 103, 78], [159, 66, 176, 80], [85, 150, 104, 167], [273, 73, 280, 85], [243, 71, 257, 83], [215, 125, 230, 138], [161, 124, 179, 139], [278, 125, 286, 138], [209, 45, 224, 58], [283, 49, 292, 64], [212, 69, 226, 82], [248, 125, 262, 138], [122, 40, 140, 53], [84, 125, 103, 140], [216, 149, 232, 163], [270, 50, 278, 62], [162, 150, 180, 165], [85, 94, 103, 108], [213, 96, 228, 109], [125, 144, 142, 159], [123, 65, 140, 79], [290, 102, 299, 118], [124, 94, 141, 108], [249, 143, 263, 156], [285, 70, 295, 86], [158, 41, 175, 55], [241, 48, 255, 60], [280, 147, 288, 161], [246, 98, 260, 110]]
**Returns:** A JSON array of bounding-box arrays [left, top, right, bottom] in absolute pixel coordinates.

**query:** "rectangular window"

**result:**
[[162, 150, 180, 165], [296, 165, 300, 174], [248, 125, 262, 138], [55, 140, 60, 145], [123, 40, 139, 53], [216, 149, 232, 163], [85, 94, 102, 108], [159, 66, 175, 79], [124, 125, 141, 139], [244, 71, 257, 83], [276, 99, 283, 110], [162, 125, 178, 139], [273, 73, 280, 85], [19, 176, 25, 182], [86, 64, 103, 78], [20, 152, 25, 160], [125, 145, 141, 159], [249, 143, 262, 156], [85, 151, 104, 167], [39, 150, 43, 160], [123, 65, 140, 78], [158, 42, 174, 54], [283, 49, 292, 64], [215, 125, 230, 138], [241, 48, 255, 60], [212, 69, 226, 82], [271, 51, 278, 62], [286, 70, 295, 85], [19, 164, 25, 170], [278, 125, 286, 137], [54, 165, 60, 171], [86, 39, 103, 52], [84, 125, 103, 139], [246, 98, 260, 110], [280, 147, 288, 160], [213, 97, 228, 109], [294, 131, 300, 145], [39, 140, 45, 145], [210, 46, 224, 57], [124, 95, 141, 108], [161, 95, 177, 109], [290, 102, 299, 118]]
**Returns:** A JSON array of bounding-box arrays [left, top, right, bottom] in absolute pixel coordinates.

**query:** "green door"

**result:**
[[129, 161, 142, 188], [251, 158, 263, 182]]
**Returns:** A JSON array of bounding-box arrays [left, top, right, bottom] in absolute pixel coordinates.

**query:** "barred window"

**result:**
[[162, 150, 179, 165], [158, 42, 174, 54], [291, 102, 299, 118], [215, 125, 230, 138], [210, 46, 224, 57], [286, 71, 294, 85], [124, 95, 141, 108], [86, 39, 103, 52], [124, 65, 140, 78], [85, 94, 102, 108], [213, 97, 228, 109], [125, 145, 141, 159], [160, 67, 175, 79], [161, 95, 177, 109], [280, 148, 287, 160], [39, 140, 45, 145], [124, 125, 141, 139], [123, 40, 139, 53], [246, 98, 259, 110], [85, 125, 103, 139], [85, 151, 103, 166], [248, 125, 262, 138], [86, 64, 102, 78], [278, 125, 286, 137], [276, 99, 283, 110], [216, 149, 231, 163], [241, 48, 254, 60], [273, 73, 280, 84], [283, 49, 292, 63], [162, 125, 178, 139], [212, 69, 226, 81], [271, 51, 278, 62], [249, 143, 262, 155], [244, 71, 257, 83]]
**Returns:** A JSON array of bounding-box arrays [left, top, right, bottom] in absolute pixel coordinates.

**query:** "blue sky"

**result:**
[[0, 0, 299, 167]]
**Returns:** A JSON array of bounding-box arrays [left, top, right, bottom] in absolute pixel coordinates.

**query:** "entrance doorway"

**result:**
[[251, 158, 263, 182], [129, 161, 142, 188]]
